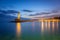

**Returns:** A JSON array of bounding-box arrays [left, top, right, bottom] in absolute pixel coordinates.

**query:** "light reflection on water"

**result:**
[[16, 22, 21, 40], [15, 19, 60, 40], [0, 19, 60, 40], [38, 19, 59, 40]]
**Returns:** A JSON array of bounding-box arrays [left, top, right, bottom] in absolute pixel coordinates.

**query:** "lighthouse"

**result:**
[[17, 12, 20, 19]]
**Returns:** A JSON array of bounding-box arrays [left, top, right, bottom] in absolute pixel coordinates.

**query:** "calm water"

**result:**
[[0, 21, 60, 40]]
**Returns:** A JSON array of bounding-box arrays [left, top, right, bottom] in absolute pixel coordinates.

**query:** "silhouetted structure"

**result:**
[[53, 17, 60, 19]]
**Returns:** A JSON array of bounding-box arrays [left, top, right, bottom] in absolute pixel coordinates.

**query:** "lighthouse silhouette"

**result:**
[[10, 12, 21, 23]]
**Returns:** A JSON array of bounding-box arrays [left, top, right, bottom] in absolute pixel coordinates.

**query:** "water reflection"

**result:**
[[56, 20, 58, 30], [32, 22, 35, 31], [45, 20, 47, 29], [41, 20, 44, 33], [48, 21, 50, 31], [15, 19, 59, 40], [16, 22, 21, 40], [39, 19, 60, 40], [40, 19, 59, 33], [12, 19, 60, 40], [52, 20, 55, 32]]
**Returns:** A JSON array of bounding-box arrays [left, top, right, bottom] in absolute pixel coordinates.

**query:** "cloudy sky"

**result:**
[[0, 0, 60, 19]]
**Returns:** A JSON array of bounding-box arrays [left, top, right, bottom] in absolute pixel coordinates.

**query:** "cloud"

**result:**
[[22, 9, 33, 12], [51, 8, 60, 13], [29, 12, 51, 16], [0, 10, 19, 17], [24, 8, 60, 19], [0, 10, 18, 14]]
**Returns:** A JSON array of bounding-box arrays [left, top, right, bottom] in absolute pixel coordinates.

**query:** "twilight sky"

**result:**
[[0, 0, 60, 19]]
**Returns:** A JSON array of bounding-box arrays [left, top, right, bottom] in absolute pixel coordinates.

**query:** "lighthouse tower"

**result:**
[[17, 12, 20, 19], [10, 12, 21, 22]]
